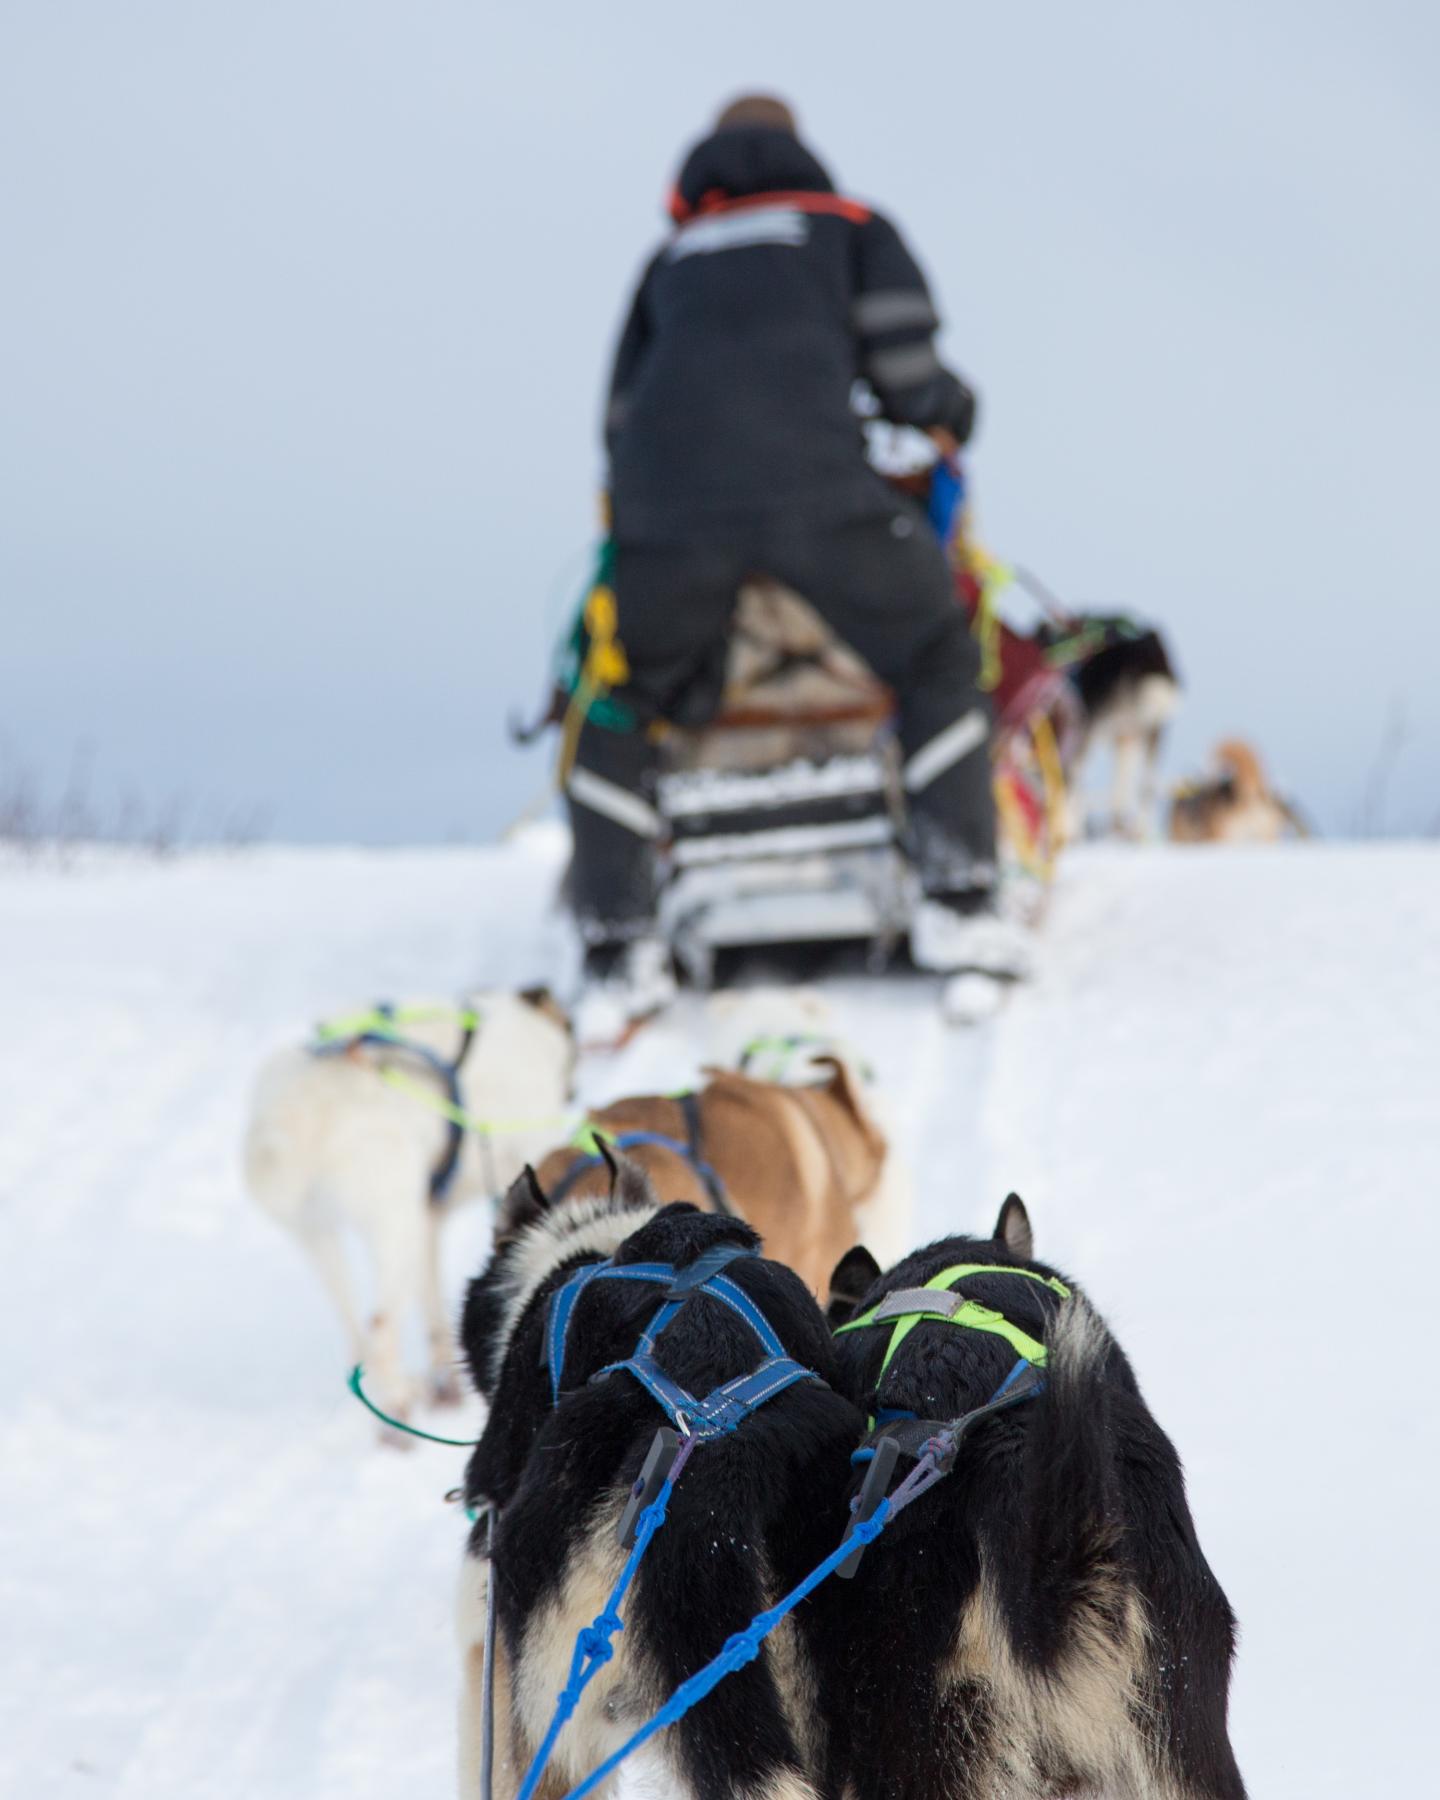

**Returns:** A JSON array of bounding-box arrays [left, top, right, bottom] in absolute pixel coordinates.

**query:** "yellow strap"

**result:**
[[313, 1007, 574, 1142], [966, 538, 1014, 694], [554, 585, 631, 791], [313, 1004, 480, 1044], [836, 1262, 1071, 1383], [1030, 711, 1067, 874], [377, 1068, 574, 1141], [582, 586, 629, 689], [994, 771, 1044, 879]]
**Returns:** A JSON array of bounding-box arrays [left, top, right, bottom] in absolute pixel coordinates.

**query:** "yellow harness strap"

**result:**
[[835, 1262, 1071, 1380]]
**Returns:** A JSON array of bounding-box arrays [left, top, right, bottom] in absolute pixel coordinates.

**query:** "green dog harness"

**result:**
[[835, 1261, 1072, 1380]]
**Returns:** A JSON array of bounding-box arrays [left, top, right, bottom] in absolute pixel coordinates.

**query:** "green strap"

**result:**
[[315, 1005, 575, 1143], [348, 1365, 480, 1447], [740, 1034, 811, 1082], [314, 1003, 482, 1045], [377, 1068, 575, 1142], [835, 1262, 1071, 1382], [563, 1091, 694, 1157]]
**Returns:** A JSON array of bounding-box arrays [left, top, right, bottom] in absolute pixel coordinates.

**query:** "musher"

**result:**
[[569, 93, 1030, 1027]]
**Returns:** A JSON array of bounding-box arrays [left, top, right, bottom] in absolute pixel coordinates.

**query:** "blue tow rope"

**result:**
[[541, 1359, 1045, 1800], [515, 1435, 698, 1800], [556, 1501, 893, 1800]]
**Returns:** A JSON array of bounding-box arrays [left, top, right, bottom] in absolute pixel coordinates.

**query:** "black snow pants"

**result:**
[[566, 505, 997, 944]]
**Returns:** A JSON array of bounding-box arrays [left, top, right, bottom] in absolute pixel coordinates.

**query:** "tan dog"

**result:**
[[1169, 738, 1307, 843], [512, 1057, 889, 1299]]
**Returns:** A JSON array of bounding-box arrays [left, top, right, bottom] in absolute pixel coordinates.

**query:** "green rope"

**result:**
[[313, 1004, 482, 1045], [738, 1033, 876, 1085], [1043, 615, 1143, 670], [313, 1004, 577, 1143], [376, 1066, 576, 1141], [348, 1365, 480, 1447], [1043, 623, 1107, 669]]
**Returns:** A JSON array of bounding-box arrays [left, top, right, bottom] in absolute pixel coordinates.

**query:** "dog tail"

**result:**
[[1012, 1291, 1126, 1651]]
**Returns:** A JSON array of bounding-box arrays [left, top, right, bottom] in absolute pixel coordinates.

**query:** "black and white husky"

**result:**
[[821, 1197, 1246, 1800], [1061, 622, 1182, 839], [456, 1165, 863, 1800]]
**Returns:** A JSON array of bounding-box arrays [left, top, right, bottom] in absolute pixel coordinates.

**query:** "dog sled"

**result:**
[[649, 467, 1079, 984], [534, 455, 1150, 991]]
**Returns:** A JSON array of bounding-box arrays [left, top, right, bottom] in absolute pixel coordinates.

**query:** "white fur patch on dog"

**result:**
[[486, 1197, 660, 1393], [1046, 1289, 1111, 1396], [513, 1488, 662, 1786], [952, 1568, 1154, 1795]]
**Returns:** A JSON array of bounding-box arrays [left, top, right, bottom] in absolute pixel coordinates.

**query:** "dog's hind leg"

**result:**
[[296, 1216, 363, 1366], [1066, 730, 1093, 841], [1138, 723, 1166, 839], [358, 1179, 429, 1427], [1110, 730, 1142, 838], [423, 1205, 462, 1405]]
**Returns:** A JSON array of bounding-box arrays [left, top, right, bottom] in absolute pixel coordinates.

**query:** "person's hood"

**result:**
[[669, 126, 835, 220]]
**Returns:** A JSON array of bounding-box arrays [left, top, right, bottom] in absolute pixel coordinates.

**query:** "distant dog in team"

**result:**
[[243, 988, 573, 1427], [456, 1165, 862, 1800], [820, 1197, 1246, 1799], [1169, 738, 1308, 844], [1059, 618, 1183, 840], [506, 1053, 896, 1301]]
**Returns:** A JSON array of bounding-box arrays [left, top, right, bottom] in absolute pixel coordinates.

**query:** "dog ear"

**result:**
[[595, 1137, 659, 1212], [593, 1133, 620, 1190], [813, 1054, 887, 1159], [518, 985, 572, 1036], [994, 1193, 1034, 1261], [496, 1164, 551, 1240], [826, 1243, 882, 1326]]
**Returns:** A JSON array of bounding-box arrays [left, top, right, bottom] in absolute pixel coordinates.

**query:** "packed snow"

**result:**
[[3, 830, 1436, 1797]]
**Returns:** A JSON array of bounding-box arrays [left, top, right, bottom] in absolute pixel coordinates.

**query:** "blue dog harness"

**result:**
[[311, 1002, 477, 1200], [544, 1241, 816, 1437], [513, 1240, 821, 1800], [548, 1093, 730, 1214]]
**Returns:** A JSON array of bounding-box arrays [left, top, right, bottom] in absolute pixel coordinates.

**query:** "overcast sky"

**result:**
[[3, 1, 1437, 842]]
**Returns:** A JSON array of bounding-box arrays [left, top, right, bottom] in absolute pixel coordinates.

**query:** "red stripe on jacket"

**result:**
[[667, 186, 872, 226]]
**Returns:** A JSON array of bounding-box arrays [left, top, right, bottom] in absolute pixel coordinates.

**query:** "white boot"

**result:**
[[574, 936, 678, 1045], [910, 896, 1034, 981]]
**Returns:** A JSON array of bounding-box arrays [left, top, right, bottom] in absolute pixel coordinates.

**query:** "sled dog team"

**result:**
[[245, 990, 1246, 1799]]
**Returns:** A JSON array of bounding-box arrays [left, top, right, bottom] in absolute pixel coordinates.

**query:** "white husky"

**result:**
[[243, 989, 573, 1427]]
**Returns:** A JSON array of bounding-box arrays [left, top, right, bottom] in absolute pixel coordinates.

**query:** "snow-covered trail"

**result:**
[[2, 835, 1435, 1797]]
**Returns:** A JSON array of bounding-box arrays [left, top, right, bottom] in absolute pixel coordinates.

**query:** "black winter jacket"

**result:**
[[606, 127, 978, 544]]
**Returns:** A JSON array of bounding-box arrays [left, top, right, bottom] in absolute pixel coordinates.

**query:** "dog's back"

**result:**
[[1071, 626, 1181, 735], [525, 1057, 889, 1298], [459, 1187, 864, 1800], [824, 1212, 1245, 1799], [245, 992, 572, 1227]]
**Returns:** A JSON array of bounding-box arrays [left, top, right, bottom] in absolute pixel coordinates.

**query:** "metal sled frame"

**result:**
[[655, 702, 912, 984]]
